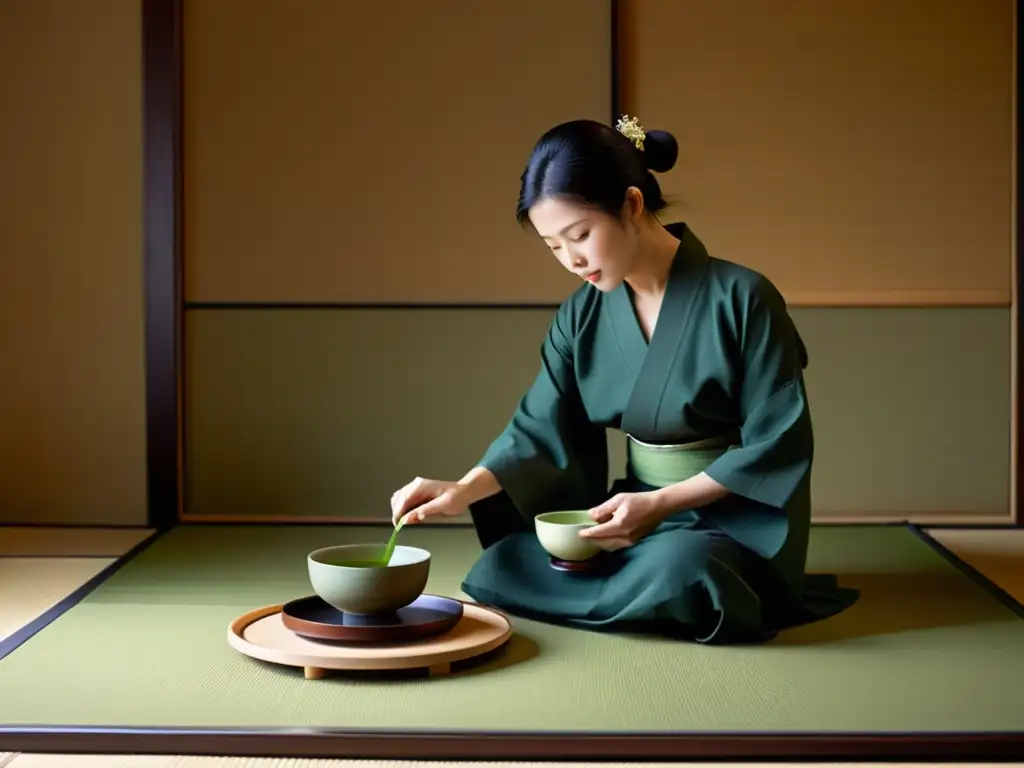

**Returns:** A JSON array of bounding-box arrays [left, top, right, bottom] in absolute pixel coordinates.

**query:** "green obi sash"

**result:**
[[625, 432, 735, 489]]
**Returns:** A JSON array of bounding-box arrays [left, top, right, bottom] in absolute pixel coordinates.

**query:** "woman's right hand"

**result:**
[[390, 477, 472, 526]]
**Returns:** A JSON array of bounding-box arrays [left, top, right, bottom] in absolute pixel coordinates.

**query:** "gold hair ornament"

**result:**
[[616, 114, 646, 151]]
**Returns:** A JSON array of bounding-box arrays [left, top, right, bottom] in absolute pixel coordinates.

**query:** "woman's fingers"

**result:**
[[406, 495, 449, 523], [579, 516, 625, 538], [587, 495, 620, 522], [390, 478, 463, 525], [391, 478, 446, 524], [391, 485, 424, 524]]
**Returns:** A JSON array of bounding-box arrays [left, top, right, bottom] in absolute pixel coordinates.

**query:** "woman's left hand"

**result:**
[[578, 491, 669, 550]]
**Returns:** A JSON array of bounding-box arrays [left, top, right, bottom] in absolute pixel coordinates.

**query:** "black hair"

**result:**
[[515, 118, 678, 227]]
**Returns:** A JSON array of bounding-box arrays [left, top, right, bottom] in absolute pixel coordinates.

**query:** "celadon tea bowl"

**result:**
[[307, 543, 430, 616], [534, 510, 601, 561]]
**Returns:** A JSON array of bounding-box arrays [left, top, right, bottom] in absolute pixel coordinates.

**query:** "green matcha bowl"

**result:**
[[307, 543, 430, 616], [534, 510, 601, 562]]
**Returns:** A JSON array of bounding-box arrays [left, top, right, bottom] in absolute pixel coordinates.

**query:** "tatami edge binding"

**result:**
[[177, 517, 479, 528], [0, 727, 1020, 761], [175, 519, 929, 530], [175, 512, 1017, 526], [909, 524, 1024, 619], [0, 529, 168, 664], [921, 522, 1024, 529], [0, 523, 153, 529], [185, 301, 566, 310], [0, 554, 130, 560]]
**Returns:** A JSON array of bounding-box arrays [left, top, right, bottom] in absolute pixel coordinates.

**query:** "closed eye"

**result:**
[[544, 231, 587, 251]]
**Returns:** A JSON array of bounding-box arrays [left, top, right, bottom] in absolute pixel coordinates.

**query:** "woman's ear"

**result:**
[[622, 186, 645, 226]]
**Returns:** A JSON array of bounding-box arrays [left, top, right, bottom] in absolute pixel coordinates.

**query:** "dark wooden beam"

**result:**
[[610, 0, 620, 123], [1017, 0, 1023, 526], [141, 0, 182, 530]]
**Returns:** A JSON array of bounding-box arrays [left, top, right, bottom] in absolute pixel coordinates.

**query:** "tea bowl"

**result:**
[[307, 543, 430, 616], [534, 510, 602, 562]]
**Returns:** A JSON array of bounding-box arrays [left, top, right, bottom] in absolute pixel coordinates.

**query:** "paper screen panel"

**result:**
[[0, 0, 148, 525], [184, 307, 1010, 520], [618, 0, 1015, 306], [182, 0, 610, 305]]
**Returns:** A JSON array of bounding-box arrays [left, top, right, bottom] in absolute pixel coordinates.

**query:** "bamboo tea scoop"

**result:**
[[376, 512, 411, 565]]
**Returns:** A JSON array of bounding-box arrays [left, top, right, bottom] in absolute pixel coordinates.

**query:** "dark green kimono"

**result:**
[[459, 222, 859, 644]]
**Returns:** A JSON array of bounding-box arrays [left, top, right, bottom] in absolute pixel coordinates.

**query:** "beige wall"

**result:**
[[185, 0, 1015, 308], [0, 0, 148, 525], [0, 0, 1016, 526], [181, 0, 609, 305], [619, 0, 1015, 307], [181, 0, 1017, 523]]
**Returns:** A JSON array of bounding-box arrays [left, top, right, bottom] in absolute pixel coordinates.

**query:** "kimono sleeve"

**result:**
[[476, 302, 608, 517], [703, 276, 813, 510]]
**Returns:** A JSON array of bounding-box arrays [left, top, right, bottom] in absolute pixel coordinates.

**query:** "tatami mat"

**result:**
[[2, 525, 1021, 767], [0, 527, 152, 557], [0, 557, 114, 642], [925, 527, 1024, 604], [1, 524, 1022, 737]]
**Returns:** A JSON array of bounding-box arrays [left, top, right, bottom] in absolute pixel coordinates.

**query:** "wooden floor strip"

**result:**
[[924, 527, 1024, 605], [0, 558, 114, 643], [0, 527, 153, 557]]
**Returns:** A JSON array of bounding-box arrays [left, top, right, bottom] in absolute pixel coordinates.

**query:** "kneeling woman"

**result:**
[[390, 116, 858, 644]]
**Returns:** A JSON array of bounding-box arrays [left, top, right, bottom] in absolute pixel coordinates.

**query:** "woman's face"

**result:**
[[528, 193, 642, 291]]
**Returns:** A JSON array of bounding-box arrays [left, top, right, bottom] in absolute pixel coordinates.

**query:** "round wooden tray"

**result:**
[[227, 598, 512, 679]]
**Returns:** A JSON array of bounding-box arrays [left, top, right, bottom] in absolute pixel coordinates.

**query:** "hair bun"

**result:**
[[643, 130, 678, 173]]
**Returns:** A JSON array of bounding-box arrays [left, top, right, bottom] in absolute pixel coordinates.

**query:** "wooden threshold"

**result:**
[[178, 511, 1016, 526]]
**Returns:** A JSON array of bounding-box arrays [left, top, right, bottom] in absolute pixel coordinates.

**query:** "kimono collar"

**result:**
[[662, 222, 711, 277]]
